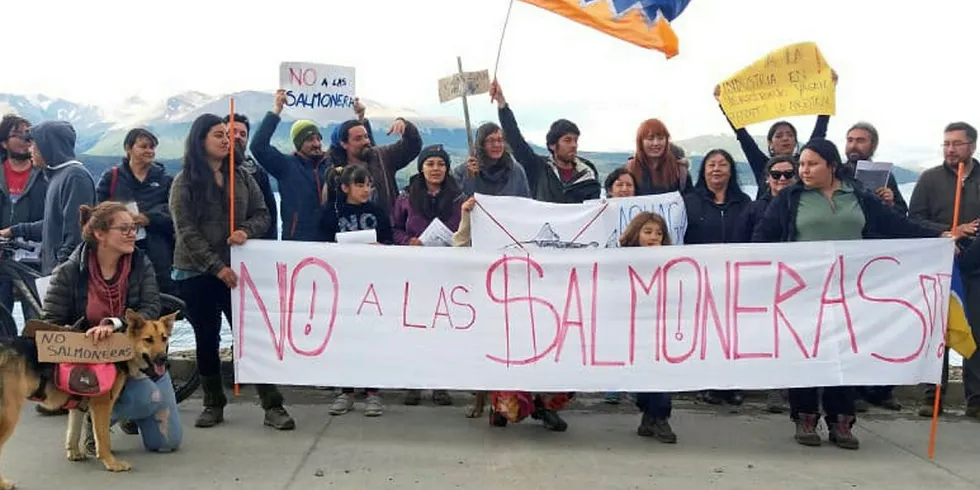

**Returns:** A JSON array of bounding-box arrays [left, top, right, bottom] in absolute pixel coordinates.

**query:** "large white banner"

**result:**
[[472, 192, 688, 250], [231, 238, 952, 391]]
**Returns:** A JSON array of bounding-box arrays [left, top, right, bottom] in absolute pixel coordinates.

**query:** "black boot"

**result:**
[[195, 375, 227, 428]]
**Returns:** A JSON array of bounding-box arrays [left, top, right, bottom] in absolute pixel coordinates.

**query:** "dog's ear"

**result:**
[[160, 311, 178, 336], [124, 308, 144, 334]]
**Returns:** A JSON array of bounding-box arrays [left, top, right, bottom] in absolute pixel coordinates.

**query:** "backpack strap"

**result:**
[[108, 167, 119, 199]]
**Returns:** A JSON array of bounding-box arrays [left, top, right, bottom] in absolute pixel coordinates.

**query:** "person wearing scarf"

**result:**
[[452, 122, 531, 199], [40, 201, 181, 456]]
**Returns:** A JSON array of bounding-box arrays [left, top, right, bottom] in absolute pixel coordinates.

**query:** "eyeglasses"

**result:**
[[769, 170, 795, 180], [110, 225, 138, 235]]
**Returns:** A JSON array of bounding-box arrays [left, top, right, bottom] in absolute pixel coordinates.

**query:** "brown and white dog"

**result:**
[[0, 309, 175, 489]]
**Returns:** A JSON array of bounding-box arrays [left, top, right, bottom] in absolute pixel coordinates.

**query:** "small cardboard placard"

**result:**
[[36, 330, 133, 364]]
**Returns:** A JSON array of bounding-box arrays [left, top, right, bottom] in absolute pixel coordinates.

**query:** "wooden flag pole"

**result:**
[[492, 0, 516, 80], [228, 97, 240, 398], [457, 56, 474, 153], [928, 159, 965, 459]]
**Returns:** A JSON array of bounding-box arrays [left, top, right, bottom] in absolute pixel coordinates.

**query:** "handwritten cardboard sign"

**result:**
[[437, 70, 490, 103], [279, 61, 356, 123], [718, 42, 836, 129], [36, 331, 133, 364], [230, 232, 951, 391]]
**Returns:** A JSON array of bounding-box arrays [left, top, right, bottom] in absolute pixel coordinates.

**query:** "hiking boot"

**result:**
[[854, 399, 869, 413], [195, 406, 225, 428], [765, 390, 787, 413], [403, 389, 421, 406], [794, 413, 822, 446], [536, 409, 568, 432], [329, 393, 354, 415], [364, 393, 384, 417], [120, 419, 139, 435], [264, 406, 296, 430], [637, 414, 677, 443], [432, 390, 453, 406], [828, 415, 860, 450]]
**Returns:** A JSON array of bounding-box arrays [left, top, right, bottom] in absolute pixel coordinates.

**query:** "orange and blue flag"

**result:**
[[948, 257, 977, 359], [518, 0, 691, 58]]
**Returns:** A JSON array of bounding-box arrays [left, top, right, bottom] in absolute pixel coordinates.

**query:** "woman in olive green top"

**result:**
[[752, 138, 953, 451], [169, 113, 295, 431]]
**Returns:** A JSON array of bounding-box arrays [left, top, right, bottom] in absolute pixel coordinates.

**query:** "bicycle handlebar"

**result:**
[[0, 238, 36, 252]]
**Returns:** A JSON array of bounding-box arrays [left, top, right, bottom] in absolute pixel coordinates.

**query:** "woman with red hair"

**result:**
[[626, 119, 693, 196]]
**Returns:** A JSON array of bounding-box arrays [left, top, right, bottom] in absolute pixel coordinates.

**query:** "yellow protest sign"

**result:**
[[718, 42, 836, 129]]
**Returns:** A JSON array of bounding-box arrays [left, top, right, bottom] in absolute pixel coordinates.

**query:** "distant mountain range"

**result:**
[[0, 91, 921, 190]]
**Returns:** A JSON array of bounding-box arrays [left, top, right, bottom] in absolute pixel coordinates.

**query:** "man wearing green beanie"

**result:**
[[290, 120, 320, 151]]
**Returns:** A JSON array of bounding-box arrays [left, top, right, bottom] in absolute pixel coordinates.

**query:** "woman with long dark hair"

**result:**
[[626, 119, 693, 195], [169, 114, 295, 431], [753, 138, 952, 450]]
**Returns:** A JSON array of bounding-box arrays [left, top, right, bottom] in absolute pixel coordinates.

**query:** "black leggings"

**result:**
[[177, 274, 231, 377]]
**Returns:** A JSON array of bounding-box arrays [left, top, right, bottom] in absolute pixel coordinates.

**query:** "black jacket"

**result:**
[[735, 192, 773, 243], [0, 164, 46, 230], [751, 180, 941, 243], [497, 105, 601, 203], [40, 243, 160, 332], [96, 161, 176, 295], [683, 185, 752, 245], [240, 154, 279, 240]]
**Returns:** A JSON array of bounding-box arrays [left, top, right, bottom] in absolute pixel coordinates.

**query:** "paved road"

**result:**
[[2, 395, 978, 490]]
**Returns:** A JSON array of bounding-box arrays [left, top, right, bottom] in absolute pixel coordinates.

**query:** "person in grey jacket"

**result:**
[[452, 122, 531, 198], [0, 120, 96, 275]]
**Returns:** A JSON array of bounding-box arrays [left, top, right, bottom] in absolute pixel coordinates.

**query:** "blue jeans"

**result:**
[[635, 392, 672, 419], [111, 372, 182, 452]]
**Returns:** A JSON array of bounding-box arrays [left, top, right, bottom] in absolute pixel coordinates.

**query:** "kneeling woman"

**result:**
[[752, 139, 952, 450], [41, 201, 182, 453]]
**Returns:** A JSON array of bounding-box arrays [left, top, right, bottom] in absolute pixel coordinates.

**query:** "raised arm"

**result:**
[[491, 80, 546, 182], [248, 90, 292, 181]]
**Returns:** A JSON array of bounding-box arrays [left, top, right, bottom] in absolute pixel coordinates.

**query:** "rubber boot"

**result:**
[[195, 375, 226, 428]]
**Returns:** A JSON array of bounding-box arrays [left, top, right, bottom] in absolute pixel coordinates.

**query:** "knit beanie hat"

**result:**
[[290, 120, 320, 150], [800, 138, 842, 166], [417, 144, 451, 173]]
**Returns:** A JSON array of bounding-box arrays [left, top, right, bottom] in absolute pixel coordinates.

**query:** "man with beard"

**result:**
[[226, 113, 278, 240], [250, 90, 336, 241], [326, 107, 423, 214], [489, 80, 601, 204], [843, 122, 908, 214], [909, 121, 980, 419], [0, 115, 46, 319]]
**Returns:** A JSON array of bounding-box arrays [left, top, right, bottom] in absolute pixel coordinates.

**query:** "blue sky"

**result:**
[[2, 0, 978, 159]]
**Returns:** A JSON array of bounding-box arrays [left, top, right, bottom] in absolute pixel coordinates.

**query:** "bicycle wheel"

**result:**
[[161, 293, 200, 403], [0, 302, 16, 338]]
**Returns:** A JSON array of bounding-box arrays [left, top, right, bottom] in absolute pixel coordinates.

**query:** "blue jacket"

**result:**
[[751, 180, 939, 243], [249, 112, 331, 241]]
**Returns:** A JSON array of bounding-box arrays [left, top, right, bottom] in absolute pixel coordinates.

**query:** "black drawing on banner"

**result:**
[[501, 223, 602, 250]]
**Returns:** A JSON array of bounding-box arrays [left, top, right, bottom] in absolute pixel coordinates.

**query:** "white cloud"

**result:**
[[2, 0, 978, 162]]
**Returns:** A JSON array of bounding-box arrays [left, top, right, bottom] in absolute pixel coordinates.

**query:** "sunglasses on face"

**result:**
[[769, 170, 795, 180]]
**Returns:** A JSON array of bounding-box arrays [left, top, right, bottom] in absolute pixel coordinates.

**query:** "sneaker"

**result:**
[[195, 406, 225, 428], [364, 394, 384, 417], [794, 413, 822, 447], [403, 390, 421, 406], [765, 391, 787, 413], [329, 393, 354, 415], [264, 406, 296, 430], [637, 414, 676, 443], [828, 415, 860, 450], [36, 405, 68, 416]]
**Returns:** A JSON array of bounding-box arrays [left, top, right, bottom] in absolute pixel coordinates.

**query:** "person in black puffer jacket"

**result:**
[[736, 155, 797, 243], [96, 128, 176, 295]]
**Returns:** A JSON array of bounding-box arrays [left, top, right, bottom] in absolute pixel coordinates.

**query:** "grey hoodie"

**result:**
[[10, 121, 96, 274]]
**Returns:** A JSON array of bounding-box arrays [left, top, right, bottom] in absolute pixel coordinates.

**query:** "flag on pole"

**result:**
[[517, 0, 690, 58], [948, 257, 977, 359]]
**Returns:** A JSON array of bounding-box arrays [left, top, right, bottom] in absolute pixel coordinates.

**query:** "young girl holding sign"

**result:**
[[620, 211, 677, 444], [320, 164, 392, 417]]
